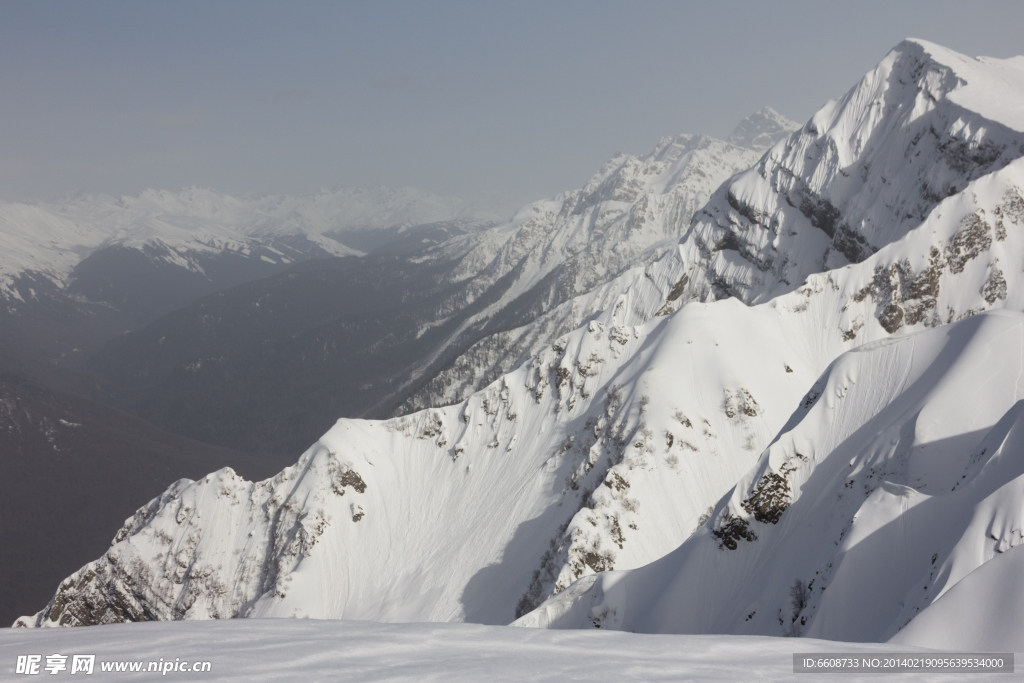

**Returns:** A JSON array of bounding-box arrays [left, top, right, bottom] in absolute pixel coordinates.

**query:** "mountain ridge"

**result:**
[[0, 184, 497, 299]]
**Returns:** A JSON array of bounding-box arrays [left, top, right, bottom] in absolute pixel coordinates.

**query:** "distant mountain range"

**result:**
[[0, 186, 498, 362], [0, 185, 498, 297]]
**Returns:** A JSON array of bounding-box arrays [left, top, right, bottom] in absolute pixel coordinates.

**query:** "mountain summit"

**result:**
[[726, 106, 799, 151]]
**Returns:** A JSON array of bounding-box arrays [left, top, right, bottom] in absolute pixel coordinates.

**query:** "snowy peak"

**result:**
[[726, 107, 800, 152], [901, 38, 1024, 132], [660, 39, 1024, 312]]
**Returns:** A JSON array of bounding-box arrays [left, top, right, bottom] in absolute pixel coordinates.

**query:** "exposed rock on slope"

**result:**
[[516, 312, 1024, 642]]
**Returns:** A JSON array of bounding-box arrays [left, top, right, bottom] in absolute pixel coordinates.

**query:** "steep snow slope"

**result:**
[[889, 543, 1024, 651], [0, 186, 488, 300], [515, 311, 1024, 644], [500, 123, 1024, 619]]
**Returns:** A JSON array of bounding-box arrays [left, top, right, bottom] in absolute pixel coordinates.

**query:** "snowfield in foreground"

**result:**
[[0, 619, 972, 683]]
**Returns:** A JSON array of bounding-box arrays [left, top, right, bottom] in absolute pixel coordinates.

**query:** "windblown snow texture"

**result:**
[[0, 619, 940, 683]]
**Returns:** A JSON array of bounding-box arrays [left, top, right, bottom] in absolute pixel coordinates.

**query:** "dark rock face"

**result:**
[[878, 303, 905, 333], [712, 513, 758, 550]]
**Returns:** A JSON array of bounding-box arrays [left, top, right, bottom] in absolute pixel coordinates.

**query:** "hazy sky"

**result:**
[[2, 1, 1023, 213]]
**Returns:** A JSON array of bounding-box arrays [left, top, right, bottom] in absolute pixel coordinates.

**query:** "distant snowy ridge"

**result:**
[[16, 39, 1024, 651], [0, 186, 492, 300], [395, 109, 798, 413], [727, 106, 800, 151]]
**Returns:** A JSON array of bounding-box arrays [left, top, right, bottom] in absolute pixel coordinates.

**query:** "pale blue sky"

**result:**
[[2, 1, 1022, 213]]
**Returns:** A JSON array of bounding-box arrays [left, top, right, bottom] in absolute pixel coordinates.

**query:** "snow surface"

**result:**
[[912, 38, 1024, 133], [0, 620, 960, 683], [891, 543, 1024, 652]]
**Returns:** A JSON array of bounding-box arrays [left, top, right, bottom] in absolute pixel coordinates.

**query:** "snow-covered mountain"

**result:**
[[11, 109, 805, 627], [404, 39, 1024, 414], [16, 39, 1024, 651], [511, 39, 1024, 640]]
